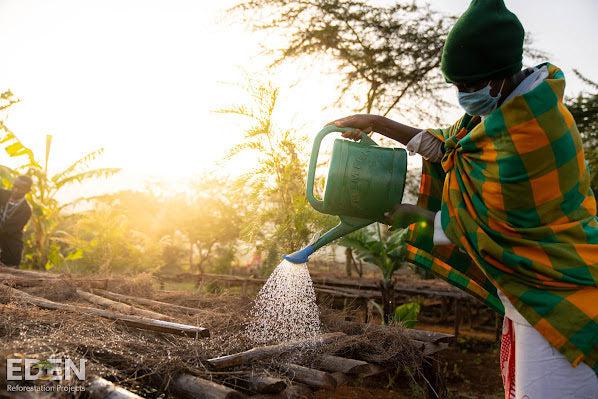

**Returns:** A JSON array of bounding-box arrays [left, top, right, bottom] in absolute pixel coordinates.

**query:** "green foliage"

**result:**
[[567, 70, 598, 195], [339, 224, 409, 283], [208, 245, 237, 275], [0, 91, 120, 270], [392, 302, 421, 328], [159, 234, 188, 275], [59, 203, 158, 274], [178, 180, 241, 274], [221, 82, 330, 273], [342, 225, 409, 324]]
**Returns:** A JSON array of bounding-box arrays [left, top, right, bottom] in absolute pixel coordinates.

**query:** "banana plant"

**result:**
[[340, 224, 409, 324], [0, 92, 120, 269]]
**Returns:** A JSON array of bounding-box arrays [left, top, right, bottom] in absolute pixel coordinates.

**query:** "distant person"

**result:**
[[0, 175, 32, 267], [329, 0, 597, 397]]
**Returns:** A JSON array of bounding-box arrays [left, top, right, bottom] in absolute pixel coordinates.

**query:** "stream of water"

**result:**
[[246, 259, 320, 345]]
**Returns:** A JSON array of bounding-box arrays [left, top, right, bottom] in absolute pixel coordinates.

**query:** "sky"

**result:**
[[0, 0, 596, 199]]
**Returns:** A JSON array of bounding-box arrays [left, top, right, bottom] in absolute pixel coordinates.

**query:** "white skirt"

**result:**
[[498, 291, 598, 399]]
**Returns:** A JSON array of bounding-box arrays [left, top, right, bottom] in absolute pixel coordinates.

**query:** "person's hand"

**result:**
[[327, 114, 377, 141], [384, 204, 435, 228]]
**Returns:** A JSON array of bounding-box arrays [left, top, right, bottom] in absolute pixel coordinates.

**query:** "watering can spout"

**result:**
[[284, 216, 372, 264], [284, 245, 315, 264]]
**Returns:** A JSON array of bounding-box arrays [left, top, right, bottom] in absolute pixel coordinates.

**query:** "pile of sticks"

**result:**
[[183, 271, 500, 339], [0, 266, 453, 398]]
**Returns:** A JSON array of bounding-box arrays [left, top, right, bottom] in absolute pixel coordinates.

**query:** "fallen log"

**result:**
[[314, 286, 380, 300], [279, 383, 313, 399], [330, 371, 349, 386], [173, 374, 246, 399], [311, 274, 467, 297], [422, 342, 450, 357], [316, 355, 382, 376], [207, 332, 346, 369], [87, 376, 143, 399], [0, 273, 49, 287], [3, 285, 209, 338], [394, 286, 469, 300], [248, 383, 313, 399], [410, 340, 450, 357], [0, 270, 113, 289], [0, 265, 59, 279], [279, 364, 336, 390], [400, 329, 454, 344], [311, 276, 378, 290], [93, 289, 205, 316], [77, 289, 173, 321], [247, 375, 287, 394]]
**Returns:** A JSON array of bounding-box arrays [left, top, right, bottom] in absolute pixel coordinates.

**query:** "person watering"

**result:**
[[0, 175, 32, 267], [329, 0, 598, 397]]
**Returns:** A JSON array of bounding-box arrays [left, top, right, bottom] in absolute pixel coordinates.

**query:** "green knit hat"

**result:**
[[441, 0, 524, 83]]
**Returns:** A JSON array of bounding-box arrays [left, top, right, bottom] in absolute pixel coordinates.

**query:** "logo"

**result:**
[[5, 356, 86, 393]]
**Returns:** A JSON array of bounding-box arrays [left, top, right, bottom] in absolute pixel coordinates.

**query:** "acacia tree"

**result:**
[[567, 70, 598, 195], [234, 0, 545, 120], [234, 0, 452, 120]]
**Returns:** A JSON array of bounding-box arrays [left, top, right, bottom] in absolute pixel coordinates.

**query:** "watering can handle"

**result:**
[[306, 125, 377, 212]]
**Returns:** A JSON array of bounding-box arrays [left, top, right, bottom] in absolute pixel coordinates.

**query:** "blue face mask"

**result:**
[[457, 79, 505, 116]]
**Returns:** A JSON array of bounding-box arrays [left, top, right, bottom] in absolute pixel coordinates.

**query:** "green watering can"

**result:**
[[284, 125, 408, 263]]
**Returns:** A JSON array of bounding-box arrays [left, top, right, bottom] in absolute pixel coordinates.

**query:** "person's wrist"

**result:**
[[365, 114, 380, 132]]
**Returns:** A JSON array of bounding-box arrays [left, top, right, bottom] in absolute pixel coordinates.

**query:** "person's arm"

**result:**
[[375, 116, 424, 146], [328, 114, 422, 146]]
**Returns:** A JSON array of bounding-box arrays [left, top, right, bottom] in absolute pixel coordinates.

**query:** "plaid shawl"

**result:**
[[405, 63, 598, 372]]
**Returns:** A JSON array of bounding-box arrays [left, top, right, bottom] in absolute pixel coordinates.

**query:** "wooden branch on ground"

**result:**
[[400, 329, 454, 344], [0, 266, 59, 279], [314, 286, 381, 300], [279, 364, 336, 390], [158, 272, 265, 285], [207, 333, 346, 369], [93, 288, 205, 316], [330, 371, 350, 386], [315, 283, 469, 301], [247, 375, 287, 394], [77, 289, 174, 321], [160, 271, 472, 301], [394, 286, 469, 300], [87, 376, 143, 399], [410, 340, 450, 357], [0, 269, 113, 289], [3, 285, 209, 338], [316, 355, 383, 376], [173, 374, 246, 399], [250, 383, 313, 399], [0, 273, 50, 287], [311, 276, 378, 290]]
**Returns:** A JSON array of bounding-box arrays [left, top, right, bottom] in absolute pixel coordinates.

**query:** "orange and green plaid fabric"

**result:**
[[408, 63, 597, 372], [404, 158, 504, 313]]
